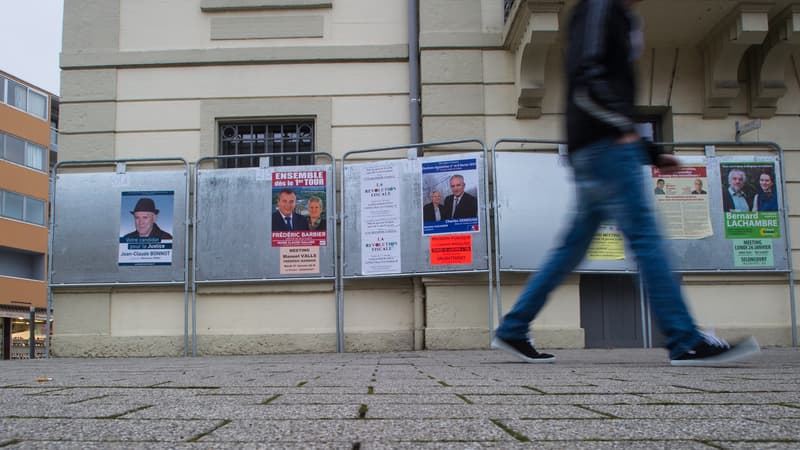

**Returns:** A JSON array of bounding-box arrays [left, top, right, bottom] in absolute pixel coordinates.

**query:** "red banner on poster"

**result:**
[[430, 234, 472, 265]]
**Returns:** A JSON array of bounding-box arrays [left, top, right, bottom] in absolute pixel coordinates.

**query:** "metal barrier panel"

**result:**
[[651, 155, 788, 272], [494, 152, 788, 273], [51, 170, 188, 285], [494, 152, 636, 272], [492, 139, 796, 347], [195, 164, 336, 281], [342, 152, 489, 277]]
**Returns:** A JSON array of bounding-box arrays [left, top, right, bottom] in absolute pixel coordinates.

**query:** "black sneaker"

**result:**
[[491, 336, 555, 363], [670, 333, 760, 367]]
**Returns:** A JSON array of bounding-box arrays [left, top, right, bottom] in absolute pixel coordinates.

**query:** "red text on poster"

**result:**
[[430, 234, 473, 265]]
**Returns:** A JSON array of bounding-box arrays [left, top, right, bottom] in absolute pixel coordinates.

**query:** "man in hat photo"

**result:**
[[123, 197, 173, 239]]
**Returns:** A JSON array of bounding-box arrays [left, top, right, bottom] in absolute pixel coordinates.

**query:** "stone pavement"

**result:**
[[0, 347, 798, 449]]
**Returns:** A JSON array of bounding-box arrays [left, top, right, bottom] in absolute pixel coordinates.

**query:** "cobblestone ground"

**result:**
[[0, 347, 798, 448]]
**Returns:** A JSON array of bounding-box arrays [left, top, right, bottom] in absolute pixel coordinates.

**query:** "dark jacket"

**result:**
[[722, 189, 753, 212], [272, 211, 310, 231], [308, 216, 326, 231], [566, 0, 637, 153], [423, 202, 444, 222], [442, 192, 478, 219], [123, 223, 173, 240]]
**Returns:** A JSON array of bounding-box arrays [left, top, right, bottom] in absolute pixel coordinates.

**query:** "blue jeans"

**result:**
[[495, 139, 701, 358]]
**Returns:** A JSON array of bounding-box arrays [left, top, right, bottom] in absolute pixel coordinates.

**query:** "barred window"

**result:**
[[219, 120, 314, 168]]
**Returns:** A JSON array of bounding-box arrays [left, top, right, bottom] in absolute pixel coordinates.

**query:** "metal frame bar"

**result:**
[[192, 151, 337, 356], [339, 139, 492, 350], [46, 157, 191, 358], [490, 139, 797, 349]]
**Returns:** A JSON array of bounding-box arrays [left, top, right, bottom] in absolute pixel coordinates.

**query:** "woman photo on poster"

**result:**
[[752, 171, 778, 212], [306, 196, 326, 230]]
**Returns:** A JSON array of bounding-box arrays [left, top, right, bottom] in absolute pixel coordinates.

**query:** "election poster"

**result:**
[[271, 170, 328, 248], [280, 247, 320, 274], [118, 191, 174, 266], [720, 162, 780, 239], [360, 162, 402, 275], [421, 158, 480, 235], [587, 222, 624, 260], [651, 165, 713, 239], [732, 239, 774, 268], [430, 234, 472, 265]]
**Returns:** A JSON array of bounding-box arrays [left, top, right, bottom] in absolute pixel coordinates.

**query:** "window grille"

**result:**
[[219, 120, 314, 168]]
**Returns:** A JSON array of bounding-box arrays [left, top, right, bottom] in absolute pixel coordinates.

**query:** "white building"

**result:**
[[53, 0, 800, 356]]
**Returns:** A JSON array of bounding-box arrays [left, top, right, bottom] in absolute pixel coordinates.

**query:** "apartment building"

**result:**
[[53, 0, 800, 356], [0, 70, 58, 359]]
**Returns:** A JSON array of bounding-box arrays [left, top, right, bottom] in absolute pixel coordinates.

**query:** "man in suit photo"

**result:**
[[442, 174, 478, 219], [272, 188, 310, 231]]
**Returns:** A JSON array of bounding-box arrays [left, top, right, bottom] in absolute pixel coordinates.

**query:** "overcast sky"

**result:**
[[0, 1, 64, 95]]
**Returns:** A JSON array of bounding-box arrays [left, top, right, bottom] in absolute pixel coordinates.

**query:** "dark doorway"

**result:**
[[580, 274, 644, 348], [1, 317, 10, 360]]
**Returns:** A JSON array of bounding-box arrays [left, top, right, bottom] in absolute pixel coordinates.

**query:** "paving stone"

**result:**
[[271, 393, 466, 404], [200, 419, 513, 443], [126, 404, 361, 420], [6, 440, 354, 449], [712, 442, 800, 449], [370, 385, 535, 395], [364, 404, 602, 419], [465, 394, 653, 405], [361, 441, 714, 449], [505, 418, 795, 441], [589, 404, 800, 419], [527, 382, 692, 394], [0, 418, 221, 442], [210, 386, 369, 395], [641, 392, 800, 404], [0, 402, 152, 419]]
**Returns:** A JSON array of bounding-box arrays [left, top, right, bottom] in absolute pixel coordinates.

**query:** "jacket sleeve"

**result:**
[[571, 0, 635, 135]]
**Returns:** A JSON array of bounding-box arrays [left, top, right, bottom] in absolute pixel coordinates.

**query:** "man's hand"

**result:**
[[654, 153, 681, 173], [616, 132, 640, 144]]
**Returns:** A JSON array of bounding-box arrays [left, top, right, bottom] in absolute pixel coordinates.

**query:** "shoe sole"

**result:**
[[490, 337, 556, 363], [670, 336, 761, 367]]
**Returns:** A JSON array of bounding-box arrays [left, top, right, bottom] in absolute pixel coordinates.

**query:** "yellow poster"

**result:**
[[587, 223, 625, 260]]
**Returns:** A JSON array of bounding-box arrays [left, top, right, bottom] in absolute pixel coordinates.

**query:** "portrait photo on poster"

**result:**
[[118, 191, 175, 266], [270, 170, 328, 247], [421, 158, 480, 235], [720, 162, 780, 239]]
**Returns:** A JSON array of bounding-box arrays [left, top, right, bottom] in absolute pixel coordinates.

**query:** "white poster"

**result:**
[[360, 162, 402, 275]]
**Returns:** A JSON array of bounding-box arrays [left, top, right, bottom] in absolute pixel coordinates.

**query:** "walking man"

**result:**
[[491, 0, 760, 366]]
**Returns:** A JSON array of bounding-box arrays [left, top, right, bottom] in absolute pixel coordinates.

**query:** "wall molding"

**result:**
[[211, 15, 324, 40], [61, 45, 408, 69], [748, 4, 800, 118], [700, 3, 772, 119], [502, 0, 563, 119], [200, 0, 332, 12]]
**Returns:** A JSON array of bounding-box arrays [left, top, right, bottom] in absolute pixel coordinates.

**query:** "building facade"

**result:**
[[0, 70, 57, 359], [54, 0, 800, 356]]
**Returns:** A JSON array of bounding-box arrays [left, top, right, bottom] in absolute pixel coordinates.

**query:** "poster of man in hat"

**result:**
[[118, 191, 175, 266]]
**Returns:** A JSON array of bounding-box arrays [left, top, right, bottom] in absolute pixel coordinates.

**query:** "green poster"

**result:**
[[733, 239, 774, 268], [720, 162, 780, 239], [724, 211, 780, 239]]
